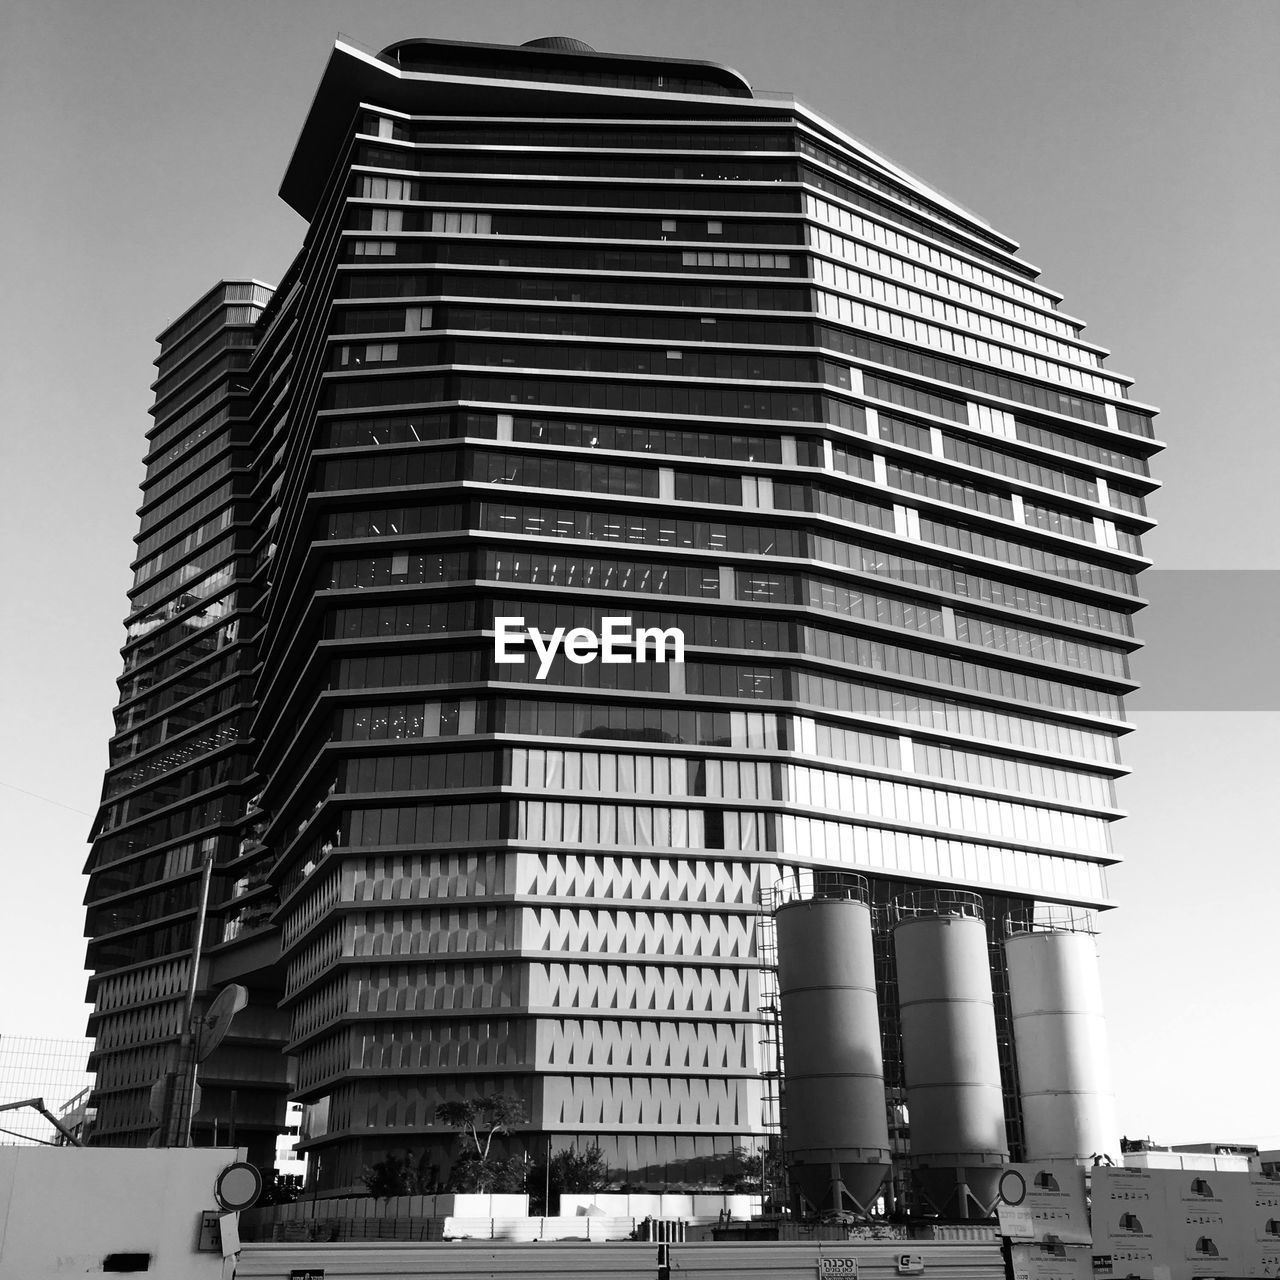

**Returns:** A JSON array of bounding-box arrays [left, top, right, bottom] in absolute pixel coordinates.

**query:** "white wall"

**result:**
[[0, 1146, 242, 1279], [559, 1191, 762, 1220], [1123, 1151, 1253, 1173]]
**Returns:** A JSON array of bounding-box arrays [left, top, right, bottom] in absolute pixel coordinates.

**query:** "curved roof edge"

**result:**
[[376, 35, 751, 97], [280, 37, 761, 220], [523, 36, 598, 53], [279, 34, 1022, 273]]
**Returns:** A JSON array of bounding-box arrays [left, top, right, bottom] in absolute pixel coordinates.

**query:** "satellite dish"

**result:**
[[196, 984, 249, 1062], [214, 1161, 263, 1211]]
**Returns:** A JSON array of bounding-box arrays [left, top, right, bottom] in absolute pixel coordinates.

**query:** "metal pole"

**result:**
[[544, 1136, 551, 1217], [0, 1098, 83, 1147], [169, 843, 216, 1146]]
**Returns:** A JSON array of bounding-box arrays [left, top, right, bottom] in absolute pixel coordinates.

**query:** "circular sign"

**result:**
[[214, 1161, 263, 1211], [998, 1169, 1028, 1206]]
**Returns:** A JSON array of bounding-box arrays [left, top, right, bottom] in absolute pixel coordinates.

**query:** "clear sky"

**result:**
[[1, 0, 1275, 1148]]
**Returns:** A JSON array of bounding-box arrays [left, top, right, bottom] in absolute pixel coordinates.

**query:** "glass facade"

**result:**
[[83, 35, 1160, 1192], [82, 283, 290, 1157]]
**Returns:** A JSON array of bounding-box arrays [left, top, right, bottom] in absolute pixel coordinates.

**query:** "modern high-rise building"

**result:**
[[83, 33, 1160, 1196]]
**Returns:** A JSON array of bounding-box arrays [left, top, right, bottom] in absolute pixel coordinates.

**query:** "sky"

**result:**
[[1, 0, 1276, 1149]]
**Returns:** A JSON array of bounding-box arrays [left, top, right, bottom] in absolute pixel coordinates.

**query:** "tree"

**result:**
[[254, 1167, 302, 1206], [529, 1144, 609, 1214], [553, 1145, 608, 1193], [435, 1094, 526, 1163], [360, 1149, 441, 1198], [361, 1151, 419, 1198], [447, 1150, 529, 1193], [724, 1142, 784, 1197], [434, 1094, 527, 1191]]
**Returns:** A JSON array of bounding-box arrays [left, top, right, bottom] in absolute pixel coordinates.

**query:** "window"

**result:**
[[430, 211, 493, 234], [338, 342, 399, 367], [404, 306, 432, 331], [681, 250, 791, 270], [360, 175, 413, 200]]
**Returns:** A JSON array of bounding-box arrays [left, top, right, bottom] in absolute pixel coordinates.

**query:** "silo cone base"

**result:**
[[790, 1156, 890, 1218], [912, 1163, 1003, 1220]]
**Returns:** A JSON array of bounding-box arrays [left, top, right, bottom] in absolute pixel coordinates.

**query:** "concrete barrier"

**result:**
[[234, 1237, 1007, 1280]]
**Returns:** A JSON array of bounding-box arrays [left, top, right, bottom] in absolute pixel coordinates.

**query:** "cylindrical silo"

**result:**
[[893, 893, 1008, 1217], [775, 874, 890, 1214], [1005, 926, 1118, 1162]]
